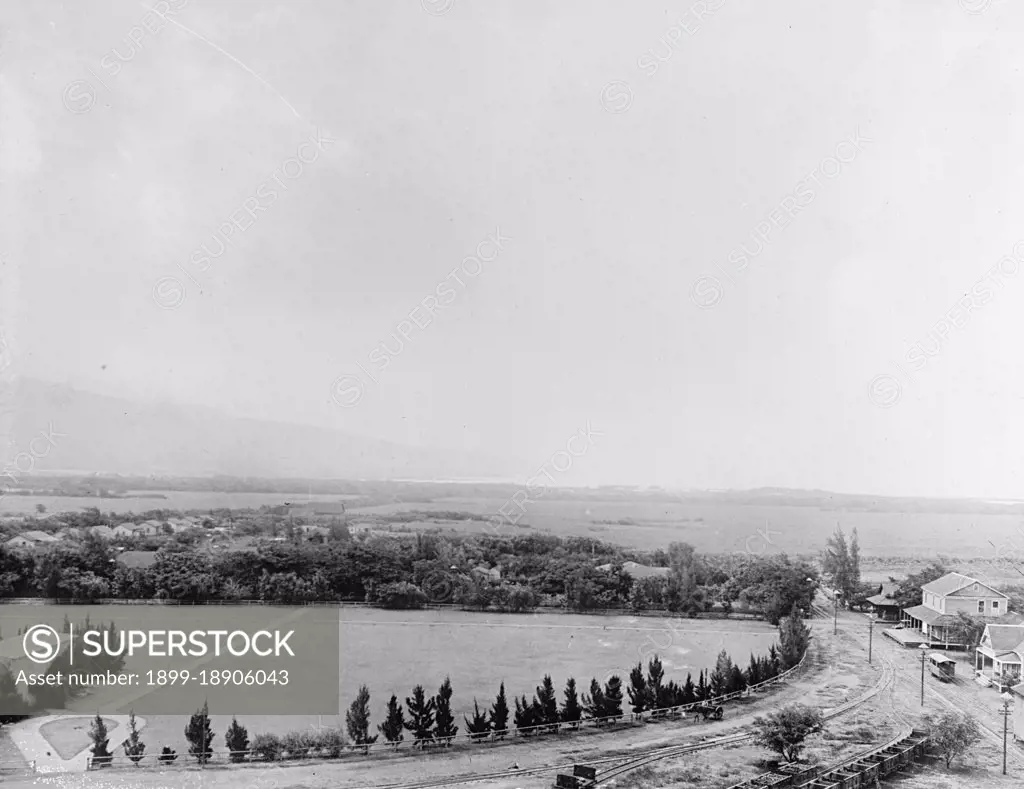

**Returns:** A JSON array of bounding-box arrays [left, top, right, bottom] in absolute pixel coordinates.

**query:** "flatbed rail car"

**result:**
[[928, 653, 956, 682]]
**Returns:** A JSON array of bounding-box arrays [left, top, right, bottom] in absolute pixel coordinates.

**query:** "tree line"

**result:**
[[0, 529, 818, 624]]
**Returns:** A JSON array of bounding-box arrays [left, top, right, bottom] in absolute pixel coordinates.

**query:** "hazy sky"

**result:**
[[2, 0, 1024, 496]]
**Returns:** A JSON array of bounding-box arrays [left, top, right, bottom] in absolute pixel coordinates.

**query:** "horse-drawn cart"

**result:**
[[690, 703, 724, 721]]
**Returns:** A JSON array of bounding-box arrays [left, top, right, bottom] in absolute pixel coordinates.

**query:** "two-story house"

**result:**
[[901, 572, 1011, 647]]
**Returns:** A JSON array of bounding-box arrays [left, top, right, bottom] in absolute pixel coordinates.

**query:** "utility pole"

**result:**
[[919, 645, 928, 706], [868, 615, 874, 664], [833, 590, 841, 635], [1001, 692, 1013, 776]]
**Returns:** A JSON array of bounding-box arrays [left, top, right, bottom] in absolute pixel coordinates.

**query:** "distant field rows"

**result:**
[[347, 497, 1022, 559], [7, 491, 1024, 563]]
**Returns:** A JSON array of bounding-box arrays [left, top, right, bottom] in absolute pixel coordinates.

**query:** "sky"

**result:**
[[2, 0, 1023, 497]]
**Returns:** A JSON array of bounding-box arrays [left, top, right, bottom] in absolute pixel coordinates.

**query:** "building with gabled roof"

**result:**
[[865, 582, 901, 621], [901, 571, 1013, 648], [976, 623, 1024, 680], [6, 530, 58, 550]]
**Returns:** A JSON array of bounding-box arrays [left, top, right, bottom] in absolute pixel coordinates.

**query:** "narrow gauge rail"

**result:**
[[581, 653, 897, 786]]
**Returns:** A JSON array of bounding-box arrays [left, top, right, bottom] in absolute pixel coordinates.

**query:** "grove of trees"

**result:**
[[0, 530, 819, 626]]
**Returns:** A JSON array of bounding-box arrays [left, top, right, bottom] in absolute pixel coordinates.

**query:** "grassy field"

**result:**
[[9, 486, 1023, 563], [75, 609, 779, 758], [348, 496, 1024, 560]]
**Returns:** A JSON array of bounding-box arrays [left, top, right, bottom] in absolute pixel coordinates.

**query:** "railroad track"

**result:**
[[921, 677, 1024, 766], [592, 650, 898, 785], [839, 610, 1024, 769], [350, 637, 893, 789]]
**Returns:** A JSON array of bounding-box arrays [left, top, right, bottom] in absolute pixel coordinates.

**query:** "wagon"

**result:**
[[690, 703, 724, 721]]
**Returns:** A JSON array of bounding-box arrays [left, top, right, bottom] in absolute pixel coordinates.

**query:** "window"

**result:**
[[993, 600, 1000, 612], [979, 600, 985, 613]]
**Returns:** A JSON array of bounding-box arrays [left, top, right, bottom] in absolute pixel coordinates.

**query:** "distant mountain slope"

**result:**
[[7, 379, 517, 480]]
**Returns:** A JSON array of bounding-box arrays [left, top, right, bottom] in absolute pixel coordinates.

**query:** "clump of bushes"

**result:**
[[251, 733, 283, 761], [250, 728, 348, 761], [158, 746, 177, 762]]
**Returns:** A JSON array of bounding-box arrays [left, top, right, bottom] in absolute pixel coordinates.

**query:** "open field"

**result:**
[[12, 485, 1024, 566], [22, 610, 1024, 789], [348, 496, 1024, 560], [335, 609, 779, 720], [70, 608, 778, 760]]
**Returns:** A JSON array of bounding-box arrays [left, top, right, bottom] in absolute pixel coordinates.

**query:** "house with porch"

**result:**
[[900, 572, 1011, 648], [976, 623, 1024, 681]]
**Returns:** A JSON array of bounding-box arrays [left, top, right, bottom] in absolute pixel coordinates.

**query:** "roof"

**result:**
[[921, 572, 1008, 599], [983, 624, 1024, 656], [866, 594, 901, 606], [929, 653, 955, 663], [20, 530, 57, 543], [621, 561, 671, 579], [115, 551, 159, 569], [902, 604, 956, 627]]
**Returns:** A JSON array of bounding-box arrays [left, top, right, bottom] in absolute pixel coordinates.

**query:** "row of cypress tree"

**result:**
[[347, 610, 810, 749]]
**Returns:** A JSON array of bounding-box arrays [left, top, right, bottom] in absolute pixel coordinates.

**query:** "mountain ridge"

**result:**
[[5, 378, 518, 481]]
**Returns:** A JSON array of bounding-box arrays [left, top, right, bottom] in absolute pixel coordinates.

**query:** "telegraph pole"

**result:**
[[1001, 692, 1013, 776], [919, 645, 928, 706]]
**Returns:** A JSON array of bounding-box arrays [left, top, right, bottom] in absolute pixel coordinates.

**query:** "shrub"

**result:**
[[930, 712, 982, 769], [752, 704, 825, 763], [250, 733, 283, 762], [158, 746, 177, 763], [282, 729, 313, 759], [310, 727, 346, 758], [373, 581, 427, 609]]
